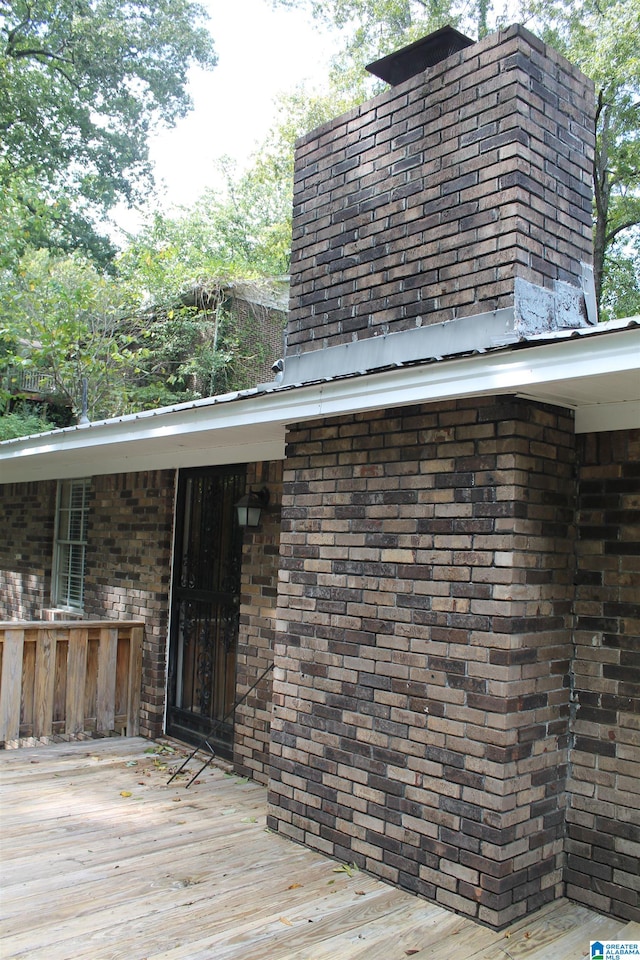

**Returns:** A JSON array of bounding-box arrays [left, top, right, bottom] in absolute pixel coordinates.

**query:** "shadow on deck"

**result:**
[[0, 737, 636, 960]]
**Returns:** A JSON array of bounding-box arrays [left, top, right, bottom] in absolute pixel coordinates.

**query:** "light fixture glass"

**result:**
[[235, 487, 270, 528]]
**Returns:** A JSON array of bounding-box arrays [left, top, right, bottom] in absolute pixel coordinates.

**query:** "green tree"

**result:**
[[0, 0, 216, 265], [122, 89, 351, 291], [520, 0, 640, 314], [0, 249, 140, 420], [271, 0, 496, 95], [0, 404, 58, 440], [600, 233, 640, 320]]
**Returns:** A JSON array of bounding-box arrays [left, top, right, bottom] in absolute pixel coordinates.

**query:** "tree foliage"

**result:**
[[519, 0, 640, 313], [0, 248, 141, 420], [2, 0, 638, 442], [0, 101, 312, 426], [271, 0, 507, 95], [0, 403, 58, 440], [0, 0, 216, 265]]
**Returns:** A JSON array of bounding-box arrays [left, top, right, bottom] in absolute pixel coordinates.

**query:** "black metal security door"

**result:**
[[167, 465, 246, 755]]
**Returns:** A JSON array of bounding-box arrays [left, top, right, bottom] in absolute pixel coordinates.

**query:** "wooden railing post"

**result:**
[[34, 629, 57, 739], [96, 626, 118, 735], [66, 627, 89, 737], [0, 628, 25, 744], [127, 625, 144, 737]]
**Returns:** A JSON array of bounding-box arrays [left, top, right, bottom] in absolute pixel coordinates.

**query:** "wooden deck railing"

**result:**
[[0, 621, 143, 747]]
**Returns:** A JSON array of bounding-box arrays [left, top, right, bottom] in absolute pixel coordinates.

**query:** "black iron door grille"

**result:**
[[167, 465, 246, 755]]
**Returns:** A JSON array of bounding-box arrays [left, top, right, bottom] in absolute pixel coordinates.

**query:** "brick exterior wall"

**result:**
[[227, 294, 287, 387], [286, 25, 594, 356], [568, 429, 640, 923], [268, 396, 576, 927], [0, 471, 175, 739], [234, 460, 283, 784], [83, 470, 176, 739], [0, 20, 635, 931], [0, 481, 57, 619]]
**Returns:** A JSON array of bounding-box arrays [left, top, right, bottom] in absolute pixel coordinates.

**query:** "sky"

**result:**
[[117, 0, 522, 234], [126, 0, 333, 226]]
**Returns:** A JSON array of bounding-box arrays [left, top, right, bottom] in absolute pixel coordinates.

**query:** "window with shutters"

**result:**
[[52, 478, 90, 611]]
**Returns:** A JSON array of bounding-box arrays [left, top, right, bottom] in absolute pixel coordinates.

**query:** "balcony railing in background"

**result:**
[[0, 621, 143, 747], [2, 368, 62, 397]]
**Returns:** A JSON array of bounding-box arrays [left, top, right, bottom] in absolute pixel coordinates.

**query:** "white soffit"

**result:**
[[1, 325, 638, 483]]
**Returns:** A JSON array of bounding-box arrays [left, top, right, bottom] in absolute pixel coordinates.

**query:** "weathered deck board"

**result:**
[[0, 738, 635, 960]]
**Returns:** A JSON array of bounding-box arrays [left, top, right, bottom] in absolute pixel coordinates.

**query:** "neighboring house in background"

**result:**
[[177, 277, 289, 392], [1, 25, 639, 932], [1, 278, 289, 416]]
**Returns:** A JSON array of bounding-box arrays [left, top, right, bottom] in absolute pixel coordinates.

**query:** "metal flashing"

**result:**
[[366, 27, 475, 85], [280, 308, 519, 386]]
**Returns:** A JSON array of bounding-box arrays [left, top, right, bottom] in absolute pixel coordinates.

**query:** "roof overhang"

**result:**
[[1, 323, 638, 484]]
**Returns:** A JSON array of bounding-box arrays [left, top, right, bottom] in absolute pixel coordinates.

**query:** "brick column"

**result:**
[[235, 460, 283, 784], [268, 396, 576, 927], [569, 429, 640, 922]]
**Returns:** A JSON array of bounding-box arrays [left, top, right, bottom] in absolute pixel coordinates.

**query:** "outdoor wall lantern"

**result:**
[[235, 486, 270, 528]]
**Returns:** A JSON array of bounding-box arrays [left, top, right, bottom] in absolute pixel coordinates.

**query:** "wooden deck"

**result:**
[[1, 738, 637, 960]]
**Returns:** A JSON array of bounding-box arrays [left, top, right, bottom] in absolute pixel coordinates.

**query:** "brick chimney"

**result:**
[[282, 25, 595, 384]]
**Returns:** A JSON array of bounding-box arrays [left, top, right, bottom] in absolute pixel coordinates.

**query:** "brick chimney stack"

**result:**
[[282, 25, 595, 382]]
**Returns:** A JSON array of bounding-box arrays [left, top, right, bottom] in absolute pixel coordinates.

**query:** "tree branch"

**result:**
[[606, 219, 640, 246], [9, 46, 73, 65]]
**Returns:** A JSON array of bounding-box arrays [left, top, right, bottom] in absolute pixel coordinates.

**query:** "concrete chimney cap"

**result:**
[[366, 25, 475, 86]]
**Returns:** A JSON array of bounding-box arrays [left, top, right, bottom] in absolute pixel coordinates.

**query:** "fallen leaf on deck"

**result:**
[[120, 791, 132, 798], [279, 917, 293, 926], [288, 883, 302, 890], [241, 816, 257, 823], [125, 760, 138, 767], [406, 951, 420, 956], [355, 890, 365, 896], [333, 862, 359, 877]]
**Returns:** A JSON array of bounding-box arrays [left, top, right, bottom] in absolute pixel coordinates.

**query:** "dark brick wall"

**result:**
[[234, 460, 283, 784], [0, 481, 56, 619], [286, 25, 594, 356], [568, 429, 640, 922], [267, 397, 576, 927], [226, 295, 286, 387], [0, 471, 175, 738], [83, 471, 176, 738]]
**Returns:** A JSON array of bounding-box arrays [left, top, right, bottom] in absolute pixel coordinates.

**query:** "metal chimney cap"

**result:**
[[366, 26, 474, 86]]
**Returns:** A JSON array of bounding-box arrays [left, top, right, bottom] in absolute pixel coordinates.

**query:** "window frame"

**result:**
[[52, 478, 90, 612]]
